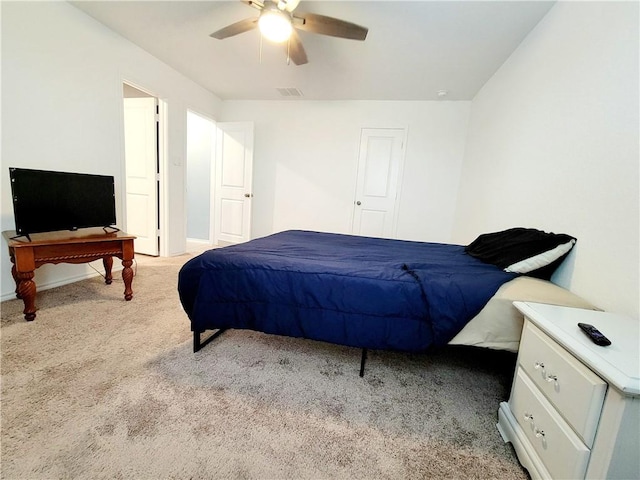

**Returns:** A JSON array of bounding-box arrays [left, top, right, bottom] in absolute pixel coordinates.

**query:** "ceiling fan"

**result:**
[[210, 0, 368, 65]]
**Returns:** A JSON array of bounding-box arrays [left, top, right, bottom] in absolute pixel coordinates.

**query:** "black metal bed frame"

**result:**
[[193, 329, 369, 377]]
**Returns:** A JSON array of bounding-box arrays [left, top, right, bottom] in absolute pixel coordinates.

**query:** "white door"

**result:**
[[214, 122, 254, 245], [123, 97, 159, 255], [351, 128, 406, 238]]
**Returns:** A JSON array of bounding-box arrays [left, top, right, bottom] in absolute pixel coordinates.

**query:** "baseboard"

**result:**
[[186, 238, 214, 253]]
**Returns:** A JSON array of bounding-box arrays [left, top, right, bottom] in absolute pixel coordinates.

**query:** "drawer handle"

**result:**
[[546, 374, 558, 383], [534, 361, 545, 370], [525, 415, 548, 447], [523, 413, 536, 431], [535, 428, 548, 448]]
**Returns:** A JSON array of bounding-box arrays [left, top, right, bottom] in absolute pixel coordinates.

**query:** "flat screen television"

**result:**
[[9, 167, 117, 237]]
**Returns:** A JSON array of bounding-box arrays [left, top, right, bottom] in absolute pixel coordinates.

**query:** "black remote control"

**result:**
[[578, 323, 611, 346]]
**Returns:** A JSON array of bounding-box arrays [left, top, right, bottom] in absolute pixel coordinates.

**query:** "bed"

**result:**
[[178, 228, 593, 373]]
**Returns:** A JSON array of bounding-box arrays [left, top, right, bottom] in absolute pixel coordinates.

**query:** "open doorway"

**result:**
[[122, 83, 163, 256], [185, 116, 255, 252], [186, 110, 216, 252]]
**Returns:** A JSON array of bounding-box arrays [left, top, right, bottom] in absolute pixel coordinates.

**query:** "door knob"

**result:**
[[244, 193, 253, 198], [356, 201, 361, 206]]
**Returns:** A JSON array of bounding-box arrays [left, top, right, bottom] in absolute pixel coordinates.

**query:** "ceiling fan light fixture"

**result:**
[[258, 9, 293, 43]]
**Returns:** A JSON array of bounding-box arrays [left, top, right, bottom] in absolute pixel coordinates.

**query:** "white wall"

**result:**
[[1, 2, 222, 300], [453, 2, 639, 317], [220, 101, 471, 243]]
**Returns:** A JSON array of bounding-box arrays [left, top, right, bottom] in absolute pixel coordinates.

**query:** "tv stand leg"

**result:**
[[103, 256, 113, 284], [122, 259, 133, 301], [10, 256, 22, 299], [17, 271, 36, 321]]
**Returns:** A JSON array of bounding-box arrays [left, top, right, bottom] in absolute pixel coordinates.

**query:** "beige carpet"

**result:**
[[1, 253, 528, 479]]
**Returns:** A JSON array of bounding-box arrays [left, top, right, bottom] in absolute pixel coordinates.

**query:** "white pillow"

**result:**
[[505, 239, 576, 274]]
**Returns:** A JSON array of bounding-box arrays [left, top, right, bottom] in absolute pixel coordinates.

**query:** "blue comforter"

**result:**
[[178, 230, 517, 352]]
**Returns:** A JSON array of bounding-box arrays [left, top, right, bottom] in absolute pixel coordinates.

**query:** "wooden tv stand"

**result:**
[[3, 228, 136, 321]]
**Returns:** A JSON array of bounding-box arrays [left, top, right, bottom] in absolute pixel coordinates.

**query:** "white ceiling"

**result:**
[[70, 0, 555, 101]]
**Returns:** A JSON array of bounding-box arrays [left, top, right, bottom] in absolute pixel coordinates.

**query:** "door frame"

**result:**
[[120, 79, 168, 256]]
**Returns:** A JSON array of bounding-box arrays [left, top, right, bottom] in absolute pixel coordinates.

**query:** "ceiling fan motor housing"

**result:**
[[259, 3, 293, 43]]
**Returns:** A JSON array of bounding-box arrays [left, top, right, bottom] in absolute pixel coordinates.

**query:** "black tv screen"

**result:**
[[9, 167, 117, 236]]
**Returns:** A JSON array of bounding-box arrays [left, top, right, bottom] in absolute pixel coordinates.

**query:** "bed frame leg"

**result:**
[[359, 348, 367, 377], [194, 331, 201, 352], [193, 329, 227, 353]]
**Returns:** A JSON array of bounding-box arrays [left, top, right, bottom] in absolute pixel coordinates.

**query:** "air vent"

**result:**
[[277, 87, 304, 97]]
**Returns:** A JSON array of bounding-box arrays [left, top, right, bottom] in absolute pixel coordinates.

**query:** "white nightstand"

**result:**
[[497, 302, 639, 479]]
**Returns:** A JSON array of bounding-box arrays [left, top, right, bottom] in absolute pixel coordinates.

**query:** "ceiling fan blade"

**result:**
[[287, 29, 308, 65], [294, 13, 368, 41], [210, 18, 258, 40]]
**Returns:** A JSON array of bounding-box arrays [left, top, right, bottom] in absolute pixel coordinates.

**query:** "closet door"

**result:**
[[351, 128, 406, 238]]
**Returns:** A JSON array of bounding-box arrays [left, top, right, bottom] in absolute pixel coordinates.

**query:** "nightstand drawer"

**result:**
[[519, 321, 606, 447], [511, 367, 590, 480]]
